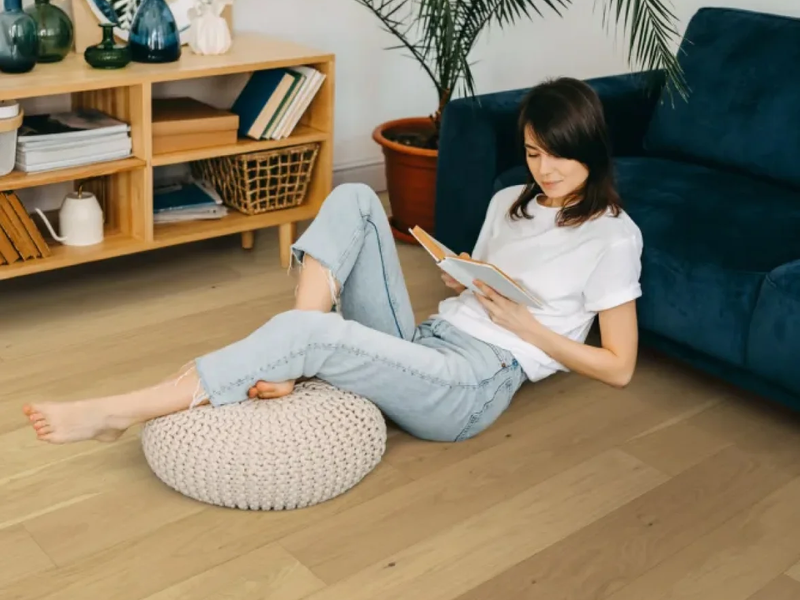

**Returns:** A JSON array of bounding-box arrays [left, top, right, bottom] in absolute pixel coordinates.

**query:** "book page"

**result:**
[[441, 258, 542, 308]]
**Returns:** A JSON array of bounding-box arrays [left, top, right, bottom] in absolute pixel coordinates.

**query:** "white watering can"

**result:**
[[35, 187, 104, 247]]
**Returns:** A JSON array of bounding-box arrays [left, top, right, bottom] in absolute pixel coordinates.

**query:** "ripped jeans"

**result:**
[[193, 183, 526, 442]]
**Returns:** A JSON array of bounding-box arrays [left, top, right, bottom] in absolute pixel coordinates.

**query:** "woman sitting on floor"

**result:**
[[24, 76, 643, 445]]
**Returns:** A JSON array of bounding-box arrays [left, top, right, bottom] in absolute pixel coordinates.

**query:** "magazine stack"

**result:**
[[15, 108, 132, 173]]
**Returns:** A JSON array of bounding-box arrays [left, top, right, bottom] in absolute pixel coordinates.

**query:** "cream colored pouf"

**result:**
[[140, 379, 386, 510]]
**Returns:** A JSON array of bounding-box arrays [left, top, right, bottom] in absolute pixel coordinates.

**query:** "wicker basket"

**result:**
[[191, 142, 320, 216]]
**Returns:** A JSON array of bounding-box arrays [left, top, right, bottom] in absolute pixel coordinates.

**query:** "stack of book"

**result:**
[[231, 65, 326, 141], [15, 109, 132, 173], [0, 191, 51, 265], [152, 97, 239, 155], [153, 178, 228, 224]]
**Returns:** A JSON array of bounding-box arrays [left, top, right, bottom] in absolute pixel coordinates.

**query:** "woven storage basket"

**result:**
[[191, 142, 320, 215]]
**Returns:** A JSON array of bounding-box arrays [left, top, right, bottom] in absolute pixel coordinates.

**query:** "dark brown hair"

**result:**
[[509, 77, 621, 226]]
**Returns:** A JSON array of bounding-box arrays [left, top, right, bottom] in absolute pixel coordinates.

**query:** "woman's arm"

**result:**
[[473, 281, 639, 388]]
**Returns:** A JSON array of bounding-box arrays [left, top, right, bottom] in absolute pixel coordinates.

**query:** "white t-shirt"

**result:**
[[437, 184, 643, 382]]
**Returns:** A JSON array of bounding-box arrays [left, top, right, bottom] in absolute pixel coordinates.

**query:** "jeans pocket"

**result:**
[[454, 367, 520, 442]]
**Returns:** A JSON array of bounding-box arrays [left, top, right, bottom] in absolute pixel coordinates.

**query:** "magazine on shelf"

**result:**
[[17, 108, 130, 144], [153, 178, 227, 223], [14, 108, 132, 172]]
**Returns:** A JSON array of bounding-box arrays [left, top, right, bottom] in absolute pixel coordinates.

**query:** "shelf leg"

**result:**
[[241, 230, 255, 250], [279, 222, 297, 269]]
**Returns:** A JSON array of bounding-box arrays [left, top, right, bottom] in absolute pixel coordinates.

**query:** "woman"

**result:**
[[23, 76, 642, 445]]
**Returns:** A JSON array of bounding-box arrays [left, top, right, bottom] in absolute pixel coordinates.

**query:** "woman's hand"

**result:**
[[475, 280, 639, 388], [473, 280, 539, 337], [441, 272, 466, 293], [441, 252, 471, 294]]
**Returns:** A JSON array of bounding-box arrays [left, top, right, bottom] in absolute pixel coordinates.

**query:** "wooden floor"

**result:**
[[2, 215, 800, 600]]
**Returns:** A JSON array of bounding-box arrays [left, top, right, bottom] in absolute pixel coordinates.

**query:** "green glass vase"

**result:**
[[0, 0, 38, 73], [84, 23, 130, 69], [25, 0, 73, 63]]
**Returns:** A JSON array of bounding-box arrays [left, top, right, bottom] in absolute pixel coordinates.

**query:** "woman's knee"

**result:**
[[326, 182, 385, 220]]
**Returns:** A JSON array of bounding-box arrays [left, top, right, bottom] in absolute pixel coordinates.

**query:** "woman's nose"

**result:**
[[539, 155, 555, 173]]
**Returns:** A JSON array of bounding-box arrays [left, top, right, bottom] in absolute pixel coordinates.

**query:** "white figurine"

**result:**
[[188, 0, 233, 55]]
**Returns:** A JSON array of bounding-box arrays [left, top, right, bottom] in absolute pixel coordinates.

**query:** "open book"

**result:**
[[409, 226, 542, 309]]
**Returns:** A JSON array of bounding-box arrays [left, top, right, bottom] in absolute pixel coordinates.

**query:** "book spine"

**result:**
[[0, 222, 20, 264], [5, 192, 51, 258], [0, 193, 38, 260]]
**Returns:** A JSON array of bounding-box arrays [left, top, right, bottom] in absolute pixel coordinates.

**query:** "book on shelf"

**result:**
[[409, 225, 543, 309], [14, 108, 132, 173], [0, 191, 51, 264], [153, 178, 228, 224], [231, 65, 326, 141]]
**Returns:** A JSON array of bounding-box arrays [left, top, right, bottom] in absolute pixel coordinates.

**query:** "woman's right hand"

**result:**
[[442, 252, 470, 293]]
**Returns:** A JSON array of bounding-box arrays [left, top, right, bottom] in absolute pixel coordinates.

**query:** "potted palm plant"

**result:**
[[354, 0, 688, 241]]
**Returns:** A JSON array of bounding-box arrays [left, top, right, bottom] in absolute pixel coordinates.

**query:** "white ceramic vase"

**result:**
[[188, 0, 232, 55]]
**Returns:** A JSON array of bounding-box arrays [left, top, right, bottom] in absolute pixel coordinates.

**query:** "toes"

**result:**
[[36, 425, 53, 436], [255, 381, 273, 392], [22, 405, 33, 416], [33, 421, 49, 432]]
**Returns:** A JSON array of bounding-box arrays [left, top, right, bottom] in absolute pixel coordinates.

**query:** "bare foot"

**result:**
[[247, 380, 296, 400], [22, 400, 130, 444]]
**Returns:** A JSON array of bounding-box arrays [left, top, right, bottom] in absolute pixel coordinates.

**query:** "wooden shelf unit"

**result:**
[[0, 33, 335, 281]]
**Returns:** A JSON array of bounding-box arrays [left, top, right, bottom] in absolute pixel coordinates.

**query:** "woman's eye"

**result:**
[[527, 153, 539, 159]]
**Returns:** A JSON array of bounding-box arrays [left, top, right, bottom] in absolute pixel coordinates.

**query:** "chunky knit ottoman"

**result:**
[[140, 379, 386, 510]]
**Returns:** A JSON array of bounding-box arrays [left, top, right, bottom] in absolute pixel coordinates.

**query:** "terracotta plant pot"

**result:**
[[373, 117, 438, 244]]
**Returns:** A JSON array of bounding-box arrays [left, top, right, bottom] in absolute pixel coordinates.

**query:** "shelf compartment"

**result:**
[[151, 125, 328, 167], [153, 203, 316, 247], [0, 157, 146, 192], [0, 231, 147, 280]]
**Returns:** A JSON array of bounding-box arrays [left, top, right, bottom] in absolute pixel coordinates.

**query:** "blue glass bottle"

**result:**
[[0, 0, 38, 74], [128, 0, 181, 63]]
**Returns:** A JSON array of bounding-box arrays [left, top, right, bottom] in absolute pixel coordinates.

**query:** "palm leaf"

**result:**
[[598, 0, 688, 101], [352, 0, 442, 96]]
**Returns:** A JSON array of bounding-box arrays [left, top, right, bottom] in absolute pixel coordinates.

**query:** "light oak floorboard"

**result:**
[[747, 576, 800, 600], [2, 204, 800, 600]]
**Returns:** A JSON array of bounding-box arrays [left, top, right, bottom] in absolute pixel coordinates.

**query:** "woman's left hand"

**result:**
[[473, 280, 540, 336]]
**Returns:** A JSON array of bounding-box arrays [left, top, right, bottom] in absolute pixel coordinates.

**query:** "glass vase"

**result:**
[[84, 23, 130, 69], [129, 0, 182, 63], [25, 0, 73, 63], [0, 0, 38, 74]]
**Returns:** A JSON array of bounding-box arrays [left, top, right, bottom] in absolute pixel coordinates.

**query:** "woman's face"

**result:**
[[524, 128, 589, 202]]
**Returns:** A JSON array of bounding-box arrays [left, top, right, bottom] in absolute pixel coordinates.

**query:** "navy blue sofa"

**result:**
[[434, 7, 800, 411]]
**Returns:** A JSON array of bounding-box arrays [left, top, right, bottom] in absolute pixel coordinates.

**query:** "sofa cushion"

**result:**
[[643, 7, 800, 190], [615, 157, 800, 367], [747, 261, 800, 396]]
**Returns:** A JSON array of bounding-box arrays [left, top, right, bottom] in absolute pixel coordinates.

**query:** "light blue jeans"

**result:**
[[194, 183, 526, 442]]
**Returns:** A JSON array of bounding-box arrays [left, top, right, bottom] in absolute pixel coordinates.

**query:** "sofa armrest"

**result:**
[[434, 70, 665, 252], [746, 259, 800, 397]]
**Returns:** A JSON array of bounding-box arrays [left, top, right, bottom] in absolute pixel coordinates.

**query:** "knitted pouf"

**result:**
[[140, 379, 386, 510]]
